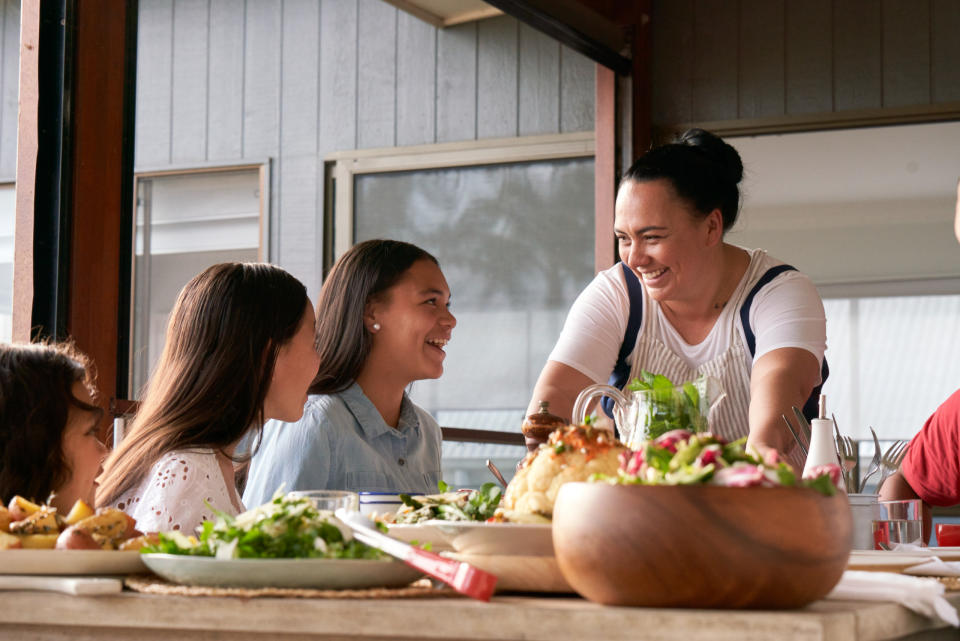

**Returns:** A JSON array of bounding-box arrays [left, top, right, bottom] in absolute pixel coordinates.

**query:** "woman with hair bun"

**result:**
[[526, 129, 827, 466]]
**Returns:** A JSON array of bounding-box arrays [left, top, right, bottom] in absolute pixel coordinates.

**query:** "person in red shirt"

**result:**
[[879, 180, 960, 543]]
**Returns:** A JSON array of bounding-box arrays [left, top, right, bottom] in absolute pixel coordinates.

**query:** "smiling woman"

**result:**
[[243, 240, 454, 506]]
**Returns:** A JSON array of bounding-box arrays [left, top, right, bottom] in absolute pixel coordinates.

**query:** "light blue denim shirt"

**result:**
[[242, 383, 443, 507]]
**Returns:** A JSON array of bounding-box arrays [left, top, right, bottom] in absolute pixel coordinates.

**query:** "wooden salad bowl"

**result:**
[[552, 482, 852, 609]]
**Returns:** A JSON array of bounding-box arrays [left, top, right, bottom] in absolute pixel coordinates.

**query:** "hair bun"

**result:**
[[678, 128, 743, 185]]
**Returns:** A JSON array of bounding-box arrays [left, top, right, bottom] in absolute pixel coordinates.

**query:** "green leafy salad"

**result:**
[[142, 492, 385, 560], [391, 481, 503, 524], [627, 371, 709, 440]]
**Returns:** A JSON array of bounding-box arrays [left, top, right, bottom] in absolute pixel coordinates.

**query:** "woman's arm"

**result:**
[[747, 347, 820, 457]]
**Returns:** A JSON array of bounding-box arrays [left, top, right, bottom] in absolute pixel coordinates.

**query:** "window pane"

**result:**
[[0, 183, 12, 341], [354, 157, 594, 486], [131, 170, 261, 396]]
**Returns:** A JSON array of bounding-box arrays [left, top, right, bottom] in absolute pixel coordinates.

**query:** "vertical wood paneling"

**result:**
[[739, 0, 785, 119], [357, 0, 396, 149], [691, 0, 738, 121], [477, 15, 518, 139], [242, 0, 281, 159], [171, 0, 209, 163], [518, 23, 559, 136], [932, 0, 960, 103], [833, 0, 882, 111], [559, 45, 594, 133], [882, 0, 931, 107], [437, 22, 477, 143], [319, 0, 357, 153], [135, 0, 174, 167], [651, 0, 693, 125], [396, 11, 436, 146], [207, 0, 245, 161], [0, 0, 19, 178], [785, 0, 832, 114], [281, 0, 319, 156], [277, 154, 318, 292]]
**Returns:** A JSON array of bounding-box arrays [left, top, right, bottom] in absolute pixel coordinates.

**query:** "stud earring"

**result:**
[[372, 322, 381, 331]]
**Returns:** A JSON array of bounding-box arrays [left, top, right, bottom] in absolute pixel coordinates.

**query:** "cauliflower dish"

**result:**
[[503, 425, 626, 521]]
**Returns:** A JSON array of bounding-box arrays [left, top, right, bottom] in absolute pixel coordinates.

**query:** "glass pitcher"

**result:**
[[572, 376, 726, 449]]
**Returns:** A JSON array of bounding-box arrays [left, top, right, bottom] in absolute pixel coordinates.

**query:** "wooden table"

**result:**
[[1, 590, 958, 641]]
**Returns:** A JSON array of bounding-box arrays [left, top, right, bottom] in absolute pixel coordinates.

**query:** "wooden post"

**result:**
[[594, 63, 617, 272]]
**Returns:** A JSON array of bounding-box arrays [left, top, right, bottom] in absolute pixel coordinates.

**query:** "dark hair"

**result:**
[[621, 128, 744, 231], [0, 341, 103, 503], [97, 262, 309, 506], [311, 239, 438, 394]]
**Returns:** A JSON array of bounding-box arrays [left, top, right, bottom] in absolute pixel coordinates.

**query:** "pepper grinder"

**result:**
[[801, 394, 843, 488]]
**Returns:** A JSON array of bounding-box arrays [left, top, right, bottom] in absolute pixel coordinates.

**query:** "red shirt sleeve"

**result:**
[[901, 388, 960, 507]]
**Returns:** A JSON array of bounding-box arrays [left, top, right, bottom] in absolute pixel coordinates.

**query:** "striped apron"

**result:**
[[604, 253, 820, 471]]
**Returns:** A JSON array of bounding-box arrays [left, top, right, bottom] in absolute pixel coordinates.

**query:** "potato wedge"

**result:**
[[9, 507, 59, 535], [18, 533, 58, 549], [63, 499, 95, 526], [118, 533, 159, 551], [7, 496, 42, 522], [55, 526, 102, 550], [74, 508, 130, 541], [0, 506, 12, 533], [0, 530, 22, 549]]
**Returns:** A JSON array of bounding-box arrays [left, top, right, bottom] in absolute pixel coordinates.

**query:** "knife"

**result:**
[[0, 575, 122, 595], [781, 414, 808, 456]]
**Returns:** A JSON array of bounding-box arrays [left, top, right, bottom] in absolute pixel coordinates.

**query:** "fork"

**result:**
[[859, 427, 883, 492], [878, 440, 908, 488], [833, 422, 858, 493]]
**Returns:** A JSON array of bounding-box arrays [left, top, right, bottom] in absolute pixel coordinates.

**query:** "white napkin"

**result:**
[[904, 558, 960, 577], [827, 571, 959, 627]]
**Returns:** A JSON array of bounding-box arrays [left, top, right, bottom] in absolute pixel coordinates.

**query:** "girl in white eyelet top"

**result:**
[[96, 262, 321, 535]]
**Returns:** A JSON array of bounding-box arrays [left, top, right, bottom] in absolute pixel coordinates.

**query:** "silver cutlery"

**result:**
[[791, 406, 812, 445], [781, 414, 808, 456], [878, 440, 908, 487], [485, 459, 508, 489], [833, 421, 858, 494], [859, 427, 883, 492]]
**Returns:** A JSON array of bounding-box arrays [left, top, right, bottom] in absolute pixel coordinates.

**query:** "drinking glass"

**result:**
[[872, 499, 923, 549], [289, 490, 359, 513]]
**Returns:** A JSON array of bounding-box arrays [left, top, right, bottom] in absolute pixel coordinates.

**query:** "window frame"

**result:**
[[127, 161, 271, 395]]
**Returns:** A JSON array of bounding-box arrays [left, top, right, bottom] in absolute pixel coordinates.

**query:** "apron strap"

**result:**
[[739, 264, 830, 422], [602, 263, 644, 418]]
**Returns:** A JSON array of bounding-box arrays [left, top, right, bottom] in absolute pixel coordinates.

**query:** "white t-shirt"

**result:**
[[548, 249, 827, 384], [114, 449, 243, 535]]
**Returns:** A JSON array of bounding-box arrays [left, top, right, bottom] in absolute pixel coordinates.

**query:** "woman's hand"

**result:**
[[523, 361, 595, 451], [747, 347, 821, 458]]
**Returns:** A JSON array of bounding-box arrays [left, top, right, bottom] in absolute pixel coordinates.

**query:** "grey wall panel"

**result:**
[[276, 154, 318, 293], [437, 22, 478, 143], [518, 23, 559, 136], [882, 0, 931, 108], [560, 45, 593, 133], [242, 0, 281, 159], [396, 11, 436, 146], [785, 0, 833, 115], [207, 0, 245, 161], [136, 0, 174, 167], [281, 0, 319, 157], [739, 0, 785, 119], [319, 0, 358, 153], [171, 0, 209, 164], [691, 0, 737, 122], [0, 0, 19, 179], [477, 16, 518, 139], [357, 0, 397, 149], [652, 0, 693, 126], [932, 0, 960, 103], [833, 0, 882, 112]]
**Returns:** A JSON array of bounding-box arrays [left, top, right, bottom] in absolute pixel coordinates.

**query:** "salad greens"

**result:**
[[142, 492, 385, 560], [627, 371, 708, 440], [394, 481, 503, 524]]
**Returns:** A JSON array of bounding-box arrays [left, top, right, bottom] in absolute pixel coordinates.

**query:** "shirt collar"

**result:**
[[339, 382, 420, 439]]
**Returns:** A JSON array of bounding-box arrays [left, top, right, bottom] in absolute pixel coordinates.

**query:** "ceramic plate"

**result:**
[[430, 522, 554, 556], [444, 552, 572, 593], [0, 550, 145, 575], [141, 554, 423, 589], [848, 547, 960, 572], [384, 522, 453, 550]]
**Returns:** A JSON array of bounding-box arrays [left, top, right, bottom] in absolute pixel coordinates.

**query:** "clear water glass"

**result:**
[[872, 498, 923, 549], [288, 490, 359, 513]]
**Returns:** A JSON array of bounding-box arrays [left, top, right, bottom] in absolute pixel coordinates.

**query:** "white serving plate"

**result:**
[[0, 550, 146, 575], [384, 522, 453, 550], [430, 522, 553, 556], [444, 553, 572, 593], [848, 547, 960, 572], [141, 554, 423, 589]]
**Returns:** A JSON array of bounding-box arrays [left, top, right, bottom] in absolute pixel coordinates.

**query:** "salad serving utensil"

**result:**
[[334, 508, 497, 601], [878, 440, 908, 486], [858, 427, 883, 492], [781, 414, 808, 456], [485, 459, 508, 489], [791, 406, 812, 444]]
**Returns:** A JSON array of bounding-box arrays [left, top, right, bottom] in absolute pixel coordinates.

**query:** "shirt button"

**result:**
[[398, 458, 406, 466]]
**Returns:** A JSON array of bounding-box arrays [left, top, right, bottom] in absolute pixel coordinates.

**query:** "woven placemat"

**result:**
[[937, 576, 960, 591], [124, 574, 460, 599]]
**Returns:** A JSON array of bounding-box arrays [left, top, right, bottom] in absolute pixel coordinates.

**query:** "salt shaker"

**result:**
[[801, 394, 843, 488]]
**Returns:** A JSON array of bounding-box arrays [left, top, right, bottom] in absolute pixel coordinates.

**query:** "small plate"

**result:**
[[0, 550, 145, 575], [848, 547, 960, 572], [141, 554, 423, 589], [431, 522, 553, 556]]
